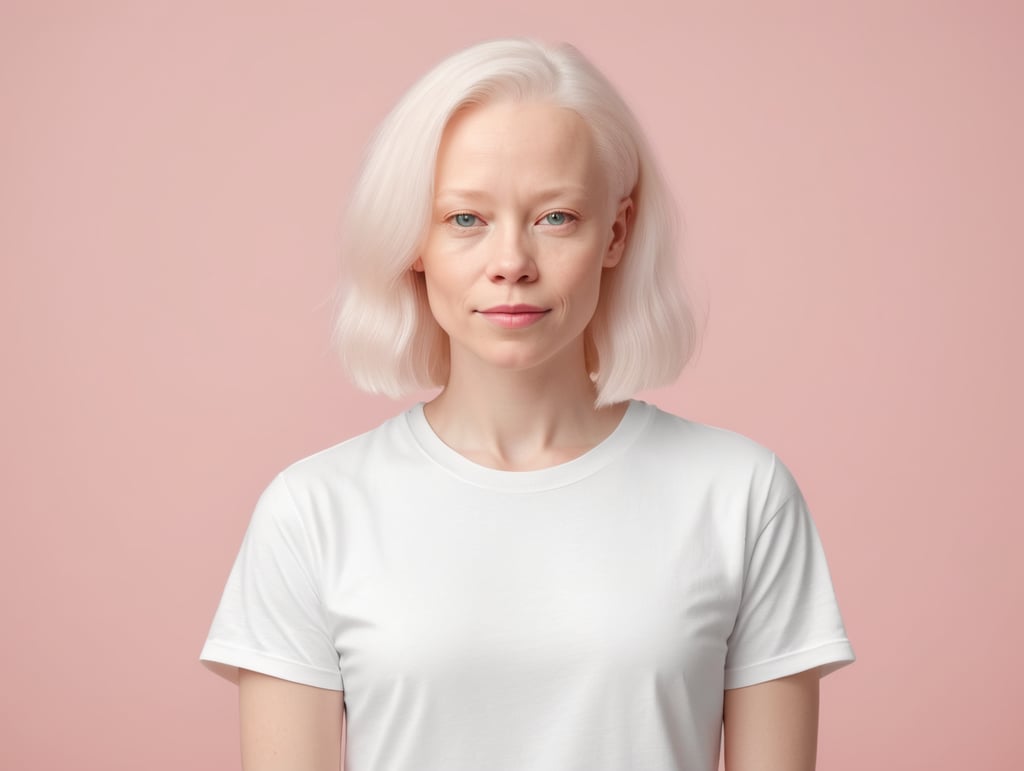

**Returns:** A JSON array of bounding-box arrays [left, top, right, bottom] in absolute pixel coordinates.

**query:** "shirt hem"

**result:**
[[723, 639, 855, 689], [199, 640, 344, 691]]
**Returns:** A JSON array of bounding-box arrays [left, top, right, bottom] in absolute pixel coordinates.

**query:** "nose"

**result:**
[[486, 227, 538, 284]]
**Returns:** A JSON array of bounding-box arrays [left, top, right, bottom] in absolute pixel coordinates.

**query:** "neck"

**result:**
[[422, 341, 628, 471]]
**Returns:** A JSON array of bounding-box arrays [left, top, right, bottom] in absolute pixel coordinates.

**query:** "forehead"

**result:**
[[433, 101, 605, 198]]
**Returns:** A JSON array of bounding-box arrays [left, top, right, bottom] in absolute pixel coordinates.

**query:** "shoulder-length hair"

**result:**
[[331, 37, 700, 407]]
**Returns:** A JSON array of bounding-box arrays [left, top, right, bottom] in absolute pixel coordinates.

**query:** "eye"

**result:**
[[450, 213, 480, 227], [541, 211, 576, 226]]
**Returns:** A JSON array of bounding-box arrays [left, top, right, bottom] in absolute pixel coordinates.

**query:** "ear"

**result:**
[[603, 195, 633, 269], [411, 256, 425, 272]]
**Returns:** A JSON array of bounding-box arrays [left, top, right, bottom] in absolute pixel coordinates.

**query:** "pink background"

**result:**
[[2, 1, 1021, 769]]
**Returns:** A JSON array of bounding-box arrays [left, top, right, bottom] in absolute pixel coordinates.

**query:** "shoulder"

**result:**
[[640, 401, 777, 474], [267, 407, 422, 502], [637, 401, 799, 514]]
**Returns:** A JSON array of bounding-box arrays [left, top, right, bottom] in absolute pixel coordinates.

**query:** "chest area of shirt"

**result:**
[[319, 483, 744, 690]]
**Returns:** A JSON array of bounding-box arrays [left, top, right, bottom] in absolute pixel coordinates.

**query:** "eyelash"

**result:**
[[446, 211, 578, 228], [449, 212, 482, 228]]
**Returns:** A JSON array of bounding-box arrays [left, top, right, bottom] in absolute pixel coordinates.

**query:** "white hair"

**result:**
[[331, 37, 699, 406]]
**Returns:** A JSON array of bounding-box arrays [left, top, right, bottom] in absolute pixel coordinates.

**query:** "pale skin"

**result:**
[[238, 100, 820, 770], [412, 100, 632, 466]]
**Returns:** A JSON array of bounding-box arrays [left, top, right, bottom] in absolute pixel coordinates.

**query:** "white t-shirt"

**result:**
[[200, 399, 855, 770]]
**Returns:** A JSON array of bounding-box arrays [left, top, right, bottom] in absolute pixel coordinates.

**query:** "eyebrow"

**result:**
[[434, 186, 590, 203]]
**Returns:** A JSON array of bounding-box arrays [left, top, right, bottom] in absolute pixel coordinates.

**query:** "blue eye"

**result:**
[[543, 211, 574, 226], [452, 213, 479, 227]]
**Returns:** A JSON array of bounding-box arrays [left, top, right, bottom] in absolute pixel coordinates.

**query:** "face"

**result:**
[[413, 100, 632, 378]]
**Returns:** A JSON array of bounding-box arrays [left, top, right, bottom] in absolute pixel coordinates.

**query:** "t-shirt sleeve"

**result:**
[[198, 472, 343, 691], [723, 454, 855, 690]]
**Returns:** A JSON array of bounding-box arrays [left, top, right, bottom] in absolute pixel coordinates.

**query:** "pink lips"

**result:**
[[477, 304, 550, 329]]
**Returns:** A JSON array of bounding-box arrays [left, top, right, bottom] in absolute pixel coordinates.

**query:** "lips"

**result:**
[[479, 304, 548, 314], [476, 304, 550, 329]]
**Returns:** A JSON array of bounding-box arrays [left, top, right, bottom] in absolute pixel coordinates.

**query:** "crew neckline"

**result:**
[[404, 399, 654, 493]]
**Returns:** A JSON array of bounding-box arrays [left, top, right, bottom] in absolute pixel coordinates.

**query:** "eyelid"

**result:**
[[537, 210, 579, 225], [445, 211, 486, 227], [442, 209, 579, 227]]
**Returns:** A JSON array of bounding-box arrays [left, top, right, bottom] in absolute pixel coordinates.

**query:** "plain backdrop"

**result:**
[[2, 1, 1021, 769]]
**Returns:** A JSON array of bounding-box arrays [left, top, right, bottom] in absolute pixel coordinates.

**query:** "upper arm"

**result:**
[[239, 668, 344, 771], [722, 667, 820, 771]]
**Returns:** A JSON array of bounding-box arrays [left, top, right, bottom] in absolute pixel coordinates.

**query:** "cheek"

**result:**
[[559, 248, 608, 300], [421, 274, 452, 319], [422, 261, 468, 298], [419, 262, 473, 331]]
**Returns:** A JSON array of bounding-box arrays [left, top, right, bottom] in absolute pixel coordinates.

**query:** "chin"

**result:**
[[471, 338, 586, 375], [479, 351, 549, 372]]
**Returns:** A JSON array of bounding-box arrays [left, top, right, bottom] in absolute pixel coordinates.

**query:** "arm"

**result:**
[[239, 669, 344, 771], [722, 667, 820, 771]]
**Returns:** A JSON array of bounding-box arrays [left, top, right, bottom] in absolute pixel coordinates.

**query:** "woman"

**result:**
[[200, 38, 855, 771]]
